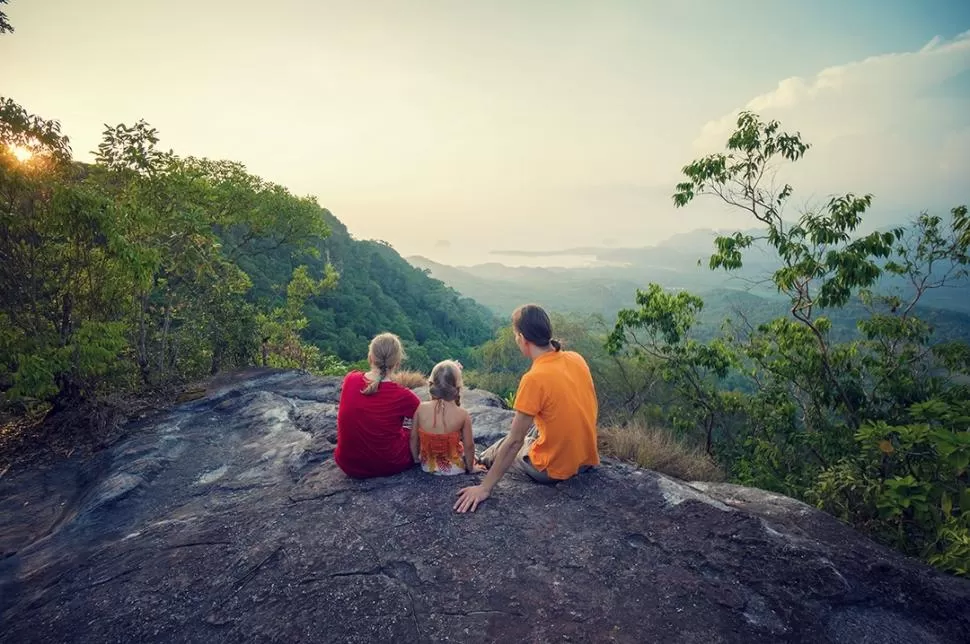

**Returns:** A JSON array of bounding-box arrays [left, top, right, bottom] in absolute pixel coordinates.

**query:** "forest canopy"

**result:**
[[0, 97, 494, 412]]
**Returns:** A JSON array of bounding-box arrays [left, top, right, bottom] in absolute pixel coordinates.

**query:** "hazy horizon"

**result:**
[[3, 1, 969, 267]]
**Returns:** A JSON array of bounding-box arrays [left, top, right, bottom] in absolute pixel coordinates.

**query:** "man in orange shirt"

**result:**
[[455, 304, 599, 513]]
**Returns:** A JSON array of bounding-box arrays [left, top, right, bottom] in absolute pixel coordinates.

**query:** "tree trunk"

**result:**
[[137, 294, 151, 384], [158, 303, 172, 379], [705, 414, 714, 456], [59, 293, 73, 346]]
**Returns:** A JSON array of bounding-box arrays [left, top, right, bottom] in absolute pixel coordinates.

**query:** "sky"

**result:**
[[2, 0, 969, 267]]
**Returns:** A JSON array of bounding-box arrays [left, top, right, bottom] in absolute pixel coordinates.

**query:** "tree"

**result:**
[[1, 98, 342, 410], [611, 110, 970, 575], [1, 98, 133, 407], [1, 0, 13, 35], [258, 264, 339, 371], [608, 285, 733, 454]]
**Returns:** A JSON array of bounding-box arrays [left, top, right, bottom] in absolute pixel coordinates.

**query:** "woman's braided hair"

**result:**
[[361, 332, 405, 395]]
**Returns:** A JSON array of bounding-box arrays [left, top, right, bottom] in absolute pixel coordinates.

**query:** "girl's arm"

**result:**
[[461, 411, 476, 472], [409, 410, 421, 463]]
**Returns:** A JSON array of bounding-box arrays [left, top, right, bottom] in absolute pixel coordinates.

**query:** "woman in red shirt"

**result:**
[[334, 333, 421, 478]]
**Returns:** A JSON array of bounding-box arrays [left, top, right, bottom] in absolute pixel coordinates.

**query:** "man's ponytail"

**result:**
[[512, 304, 562, 351]]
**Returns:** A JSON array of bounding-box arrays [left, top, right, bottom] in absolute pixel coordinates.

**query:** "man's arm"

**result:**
[[454, 411, 533, 513]]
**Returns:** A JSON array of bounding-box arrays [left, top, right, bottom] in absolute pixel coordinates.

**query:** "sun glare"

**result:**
[[10, 145, 34, 162]]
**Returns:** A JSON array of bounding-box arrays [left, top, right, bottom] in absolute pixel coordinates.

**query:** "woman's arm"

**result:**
[[409, 410, 420, 463], [461, 411, 475, 472], [454, 410, 533, 512]]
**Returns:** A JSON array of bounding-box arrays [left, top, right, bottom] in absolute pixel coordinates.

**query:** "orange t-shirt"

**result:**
[[513, 350, 599, 479]]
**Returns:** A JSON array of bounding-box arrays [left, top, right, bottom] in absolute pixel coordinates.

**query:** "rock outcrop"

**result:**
[[1, 370, 969, 643]]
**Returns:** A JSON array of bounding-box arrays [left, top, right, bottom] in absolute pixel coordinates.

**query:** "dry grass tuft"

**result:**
[[391, 370, 428, 389], [598, 423, 725, 482]]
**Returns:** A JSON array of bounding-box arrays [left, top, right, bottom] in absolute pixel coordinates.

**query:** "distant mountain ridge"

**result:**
[[407, 227, 784, 318], [407, 226, 970, 336]]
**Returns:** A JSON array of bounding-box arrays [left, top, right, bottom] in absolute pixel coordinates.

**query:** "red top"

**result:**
[[334, 371, 421, 479]]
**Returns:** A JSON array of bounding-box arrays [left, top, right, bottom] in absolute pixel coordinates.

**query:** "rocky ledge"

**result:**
[[1, 370, 968, 643]]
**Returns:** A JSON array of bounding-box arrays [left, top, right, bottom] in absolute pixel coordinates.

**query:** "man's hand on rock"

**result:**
[[454, 484, 490, 513]]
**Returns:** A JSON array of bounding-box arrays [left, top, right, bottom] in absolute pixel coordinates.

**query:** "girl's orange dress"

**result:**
[[417, 402, 467, 475]]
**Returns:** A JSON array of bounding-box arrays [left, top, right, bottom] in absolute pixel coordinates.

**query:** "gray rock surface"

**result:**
[[1, 370, 968, 643]]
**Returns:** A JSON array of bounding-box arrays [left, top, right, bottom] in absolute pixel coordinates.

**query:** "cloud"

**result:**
[[921, 35, 945, 53], [697, 30, 970, 149], [692, 31, 970, 223], [434, 239, 451, 249]]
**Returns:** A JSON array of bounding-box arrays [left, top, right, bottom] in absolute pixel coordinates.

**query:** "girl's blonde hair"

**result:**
[[428, 360, 463, 406], [361, 332, 405, 395]]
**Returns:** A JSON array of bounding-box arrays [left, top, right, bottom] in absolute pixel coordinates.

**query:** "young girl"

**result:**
[[410, 360, 481, 475]]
